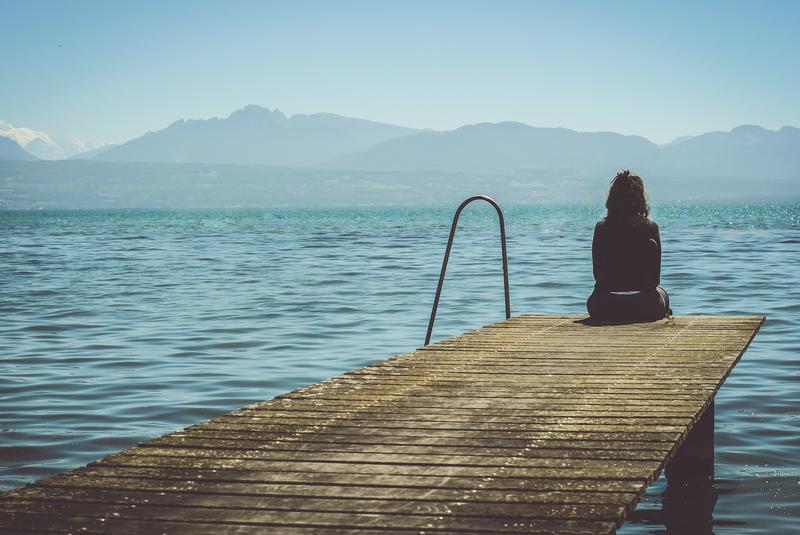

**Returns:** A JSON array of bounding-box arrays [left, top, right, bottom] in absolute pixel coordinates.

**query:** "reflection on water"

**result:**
[[631, 403, 718, 534], [0, 202, 798, 533]]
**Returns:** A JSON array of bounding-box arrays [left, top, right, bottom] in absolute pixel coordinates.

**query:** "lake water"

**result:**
[[1, 202, 798, 533]]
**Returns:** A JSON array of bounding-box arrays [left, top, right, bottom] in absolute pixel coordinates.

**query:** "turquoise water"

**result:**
[[1, 202, 798, 533]]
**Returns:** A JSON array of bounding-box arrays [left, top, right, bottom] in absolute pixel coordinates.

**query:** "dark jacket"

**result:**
[[592, 217, 661, 292]]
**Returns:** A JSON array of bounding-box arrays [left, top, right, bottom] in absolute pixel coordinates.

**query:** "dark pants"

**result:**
[[587, 287, 670, 322]]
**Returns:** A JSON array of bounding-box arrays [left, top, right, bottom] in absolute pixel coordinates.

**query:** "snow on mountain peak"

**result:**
[[0, 119, 103, 159]]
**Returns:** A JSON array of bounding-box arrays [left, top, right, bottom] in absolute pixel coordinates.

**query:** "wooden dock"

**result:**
[[0, 314, 763, 534]]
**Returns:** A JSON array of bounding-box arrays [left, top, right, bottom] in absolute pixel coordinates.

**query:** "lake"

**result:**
[[1, 202, 798, 533]]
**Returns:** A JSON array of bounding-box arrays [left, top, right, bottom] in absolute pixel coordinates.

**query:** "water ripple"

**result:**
[[0, 202, 798, 533]]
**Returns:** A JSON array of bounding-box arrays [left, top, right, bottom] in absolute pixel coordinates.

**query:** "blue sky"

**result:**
[[2, 0, 798, 145]]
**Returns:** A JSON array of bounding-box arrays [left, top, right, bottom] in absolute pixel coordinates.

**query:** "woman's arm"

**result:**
[[650, 222, 661, 287], [592, 222, 605, 288]]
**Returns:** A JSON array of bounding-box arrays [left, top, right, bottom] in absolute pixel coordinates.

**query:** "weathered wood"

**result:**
[[0, 314, 762, 534]]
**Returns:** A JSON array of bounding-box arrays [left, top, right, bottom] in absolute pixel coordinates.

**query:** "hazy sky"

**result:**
[[2, 0, 798, 145]]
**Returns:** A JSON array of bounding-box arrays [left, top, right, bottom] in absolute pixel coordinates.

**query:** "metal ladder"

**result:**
[[424, 195, 510, 346]]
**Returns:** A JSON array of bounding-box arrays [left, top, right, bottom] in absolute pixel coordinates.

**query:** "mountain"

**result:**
[[0, 120, 63, 159], [0, 119, 103, 159], [658, 125, 800, 179], [0, 136, 38, 161], [325, 122, 659, 175], [95, 105, 418, 166], [325, 122, 800, 179]]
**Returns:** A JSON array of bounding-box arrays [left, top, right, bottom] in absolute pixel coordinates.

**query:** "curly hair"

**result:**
[[605, 170, 650, 225]]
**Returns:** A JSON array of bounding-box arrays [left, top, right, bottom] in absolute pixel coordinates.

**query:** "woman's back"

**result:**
[[592, 217, 661, 292]]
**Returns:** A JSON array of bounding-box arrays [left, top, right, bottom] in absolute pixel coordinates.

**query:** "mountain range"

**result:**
[[93, 105, 417, 166], [0, 120, 106, 160], [329, 122, 800, 179], [326, 122, 658, 175], [1, 105, 798, 180]]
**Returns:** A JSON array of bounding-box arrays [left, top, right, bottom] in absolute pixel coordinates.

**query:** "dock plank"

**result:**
[[0, 314, 763, 534]]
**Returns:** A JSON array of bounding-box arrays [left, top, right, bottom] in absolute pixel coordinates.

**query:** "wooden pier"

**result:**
[[0, 314, 763, 534]]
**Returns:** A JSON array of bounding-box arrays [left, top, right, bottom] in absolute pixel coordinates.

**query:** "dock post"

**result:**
[[666, 401, 715, 484], [663, 401, 717, 533]]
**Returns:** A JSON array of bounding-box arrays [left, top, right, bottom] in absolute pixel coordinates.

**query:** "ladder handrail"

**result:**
[[424, 195, 510, 346]]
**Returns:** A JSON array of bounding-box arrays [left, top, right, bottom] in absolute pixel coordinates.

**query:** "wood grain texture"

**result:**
[[0, 314, 763, 534]]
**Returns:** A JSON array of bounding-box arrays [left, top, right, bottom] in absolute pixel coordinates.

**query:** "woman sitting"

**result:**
[[587, 170, 671, 322]]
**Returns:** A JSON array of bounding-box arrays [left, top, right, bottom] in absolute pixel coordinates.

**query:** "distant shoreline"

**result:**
[[1, 160, 798, 210]]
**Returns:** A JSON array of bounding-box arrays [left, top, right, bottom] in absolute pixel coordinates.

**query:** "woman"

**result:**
[[587, 170, 671, 322]]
